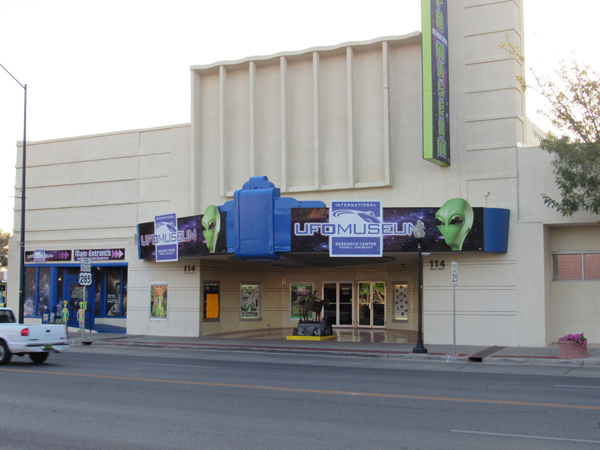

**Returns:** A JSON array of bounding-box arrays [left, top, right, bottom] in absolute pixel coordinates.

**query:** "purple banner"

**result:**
[[292, 205, 484, 253], [26, 250, 72, 263], [138, 211, 227, 260], [74, 249, 125, 261]]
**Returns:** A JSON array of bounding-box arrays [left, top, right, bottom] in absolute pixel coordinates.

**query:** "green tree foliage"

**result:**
[[0, 231, 9, 268], [537, 61, 600, 216], [502, 37, 600, 216]]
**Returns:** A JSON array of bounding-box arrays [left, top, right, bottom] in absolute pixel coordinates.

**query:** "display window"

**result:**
[[203, 282, 220, 320], [23, 265, 127, 324]]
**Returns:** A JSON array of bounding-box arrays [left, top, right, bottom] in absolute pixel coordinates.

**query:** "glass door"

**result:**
[[64, 276, 92, 329], [322, 282, 354, 327], [358, 282, 386, 327]]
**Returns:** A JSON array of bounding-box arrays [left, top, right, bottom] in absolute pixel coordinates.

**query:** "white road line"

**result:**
[[451, 430, 600, 444], [554, 384, 600, 389], [133, 362, 217, 369]]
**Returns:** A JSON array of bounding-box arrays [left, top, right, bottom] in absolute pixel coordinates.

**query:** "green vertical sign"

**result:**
[[422, 0, 450, 166]]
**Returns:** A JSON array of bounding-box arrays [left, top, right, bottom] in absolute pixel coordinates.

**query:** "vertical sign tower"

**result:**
[[422, 0, 450, 166]]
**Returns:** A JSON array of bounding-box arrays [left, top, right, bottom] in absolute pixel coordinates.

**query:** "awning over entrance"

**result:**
[[137, 176, 510, 262]]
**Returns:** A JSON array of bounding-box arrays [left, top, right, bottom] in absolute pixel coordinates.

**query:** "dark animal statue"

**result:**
[[300, 291, 330, 322]]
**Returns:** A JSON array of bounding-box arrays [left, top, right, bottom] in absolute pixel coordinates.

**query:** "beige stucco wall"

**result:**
[[546, 226, 600, 344], [8, 124, 195, 336]]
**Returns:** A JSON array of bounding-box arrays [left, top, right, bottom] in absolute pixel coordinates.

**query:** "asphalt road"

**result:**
[[1, 346, 599, 450]]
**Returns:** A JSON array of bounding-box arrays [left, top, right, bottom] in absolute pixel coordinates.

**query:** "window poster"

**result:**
[[394, 283, 409, 321], [240, 284, 260, 319], [107, 267, 122, 317], [150, 283, 168, 319], [290, 284, 313, 320]]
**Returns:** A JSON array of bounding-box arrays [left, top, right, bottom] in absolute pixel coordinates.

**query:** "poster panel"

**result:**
[[240, 284, 261, 319], [393, 283, 409, 321], [150, 283, 168, 319]]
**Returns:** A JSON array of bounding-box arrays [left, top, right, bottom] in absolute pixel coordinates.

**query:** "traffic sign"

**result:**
[[80, 257, 91, 273], [79, 272, 92, 286], [451, 261, 458, 285]]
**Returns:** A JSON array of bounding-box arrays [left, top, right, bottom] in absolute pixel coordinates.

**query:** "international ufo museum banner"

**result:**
[[137, 208, 227, 260], [291, 201, 485, 254]]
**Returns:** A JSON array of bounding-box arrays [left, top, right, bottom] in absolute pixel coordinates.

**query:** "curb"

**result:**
[[72, 338, 600, 366]]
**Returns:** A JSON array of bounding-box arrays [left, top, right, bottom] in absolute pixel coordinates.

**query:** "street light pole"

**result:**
[[0, 63, 27, 324], [412, 219, 428, 354]]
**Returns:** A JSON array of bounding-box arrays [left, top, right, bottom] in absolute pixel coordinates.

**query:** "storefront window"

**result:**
[[203, 282, 220, 320], [553, 253, 600, 280], [24, 265, 127, 319], [94, 267, 102, 316], [37, 267, 51, 315], [106, 268, 122, 316], [24, 267, 37, 316]]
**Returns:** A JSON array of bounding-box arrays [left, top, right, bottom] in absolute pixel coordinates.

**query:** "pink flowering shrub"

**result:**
[[560, 333, 587, 346]]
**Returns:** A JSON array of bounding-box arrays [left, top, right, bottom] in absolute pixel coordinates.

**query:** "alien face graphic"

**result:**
[[201, 205, 221, 254], [435, 198, 474, 251]]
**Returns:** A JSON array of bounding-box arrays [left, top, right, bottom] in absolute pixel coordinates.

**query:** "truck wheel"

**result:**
[[29, 352, 49, 364], [0, 341, 12, 365]]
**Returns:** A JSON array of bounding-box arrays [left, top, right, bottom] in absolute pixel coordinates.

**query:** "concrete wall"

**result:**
[[8, 124, 195, 336]]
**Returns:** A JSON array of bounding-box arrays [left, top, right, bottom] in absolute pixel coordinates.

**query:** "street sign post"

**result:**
[[80, 257, 91, 274], [79, 257, 92, 339], [451, 261, 458, 355]]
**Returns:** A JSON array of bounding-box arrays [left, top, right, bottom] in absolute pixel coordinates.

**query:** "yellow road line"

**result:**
[[4, 368, 599, 410]]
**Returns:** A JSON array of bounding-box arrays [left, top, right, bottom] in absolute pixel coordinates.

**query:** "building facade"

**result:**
[[7, 0, 600, 346]]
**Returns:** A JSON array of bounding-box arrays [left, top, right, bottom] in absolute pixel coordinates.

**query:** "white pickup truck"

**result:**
[[0, 307, 69, 364]]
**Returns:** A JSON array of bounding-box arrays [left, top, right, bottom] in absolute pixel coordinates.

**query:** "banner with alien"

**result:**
[[138, 206, 227, 260], [292, 199, 484, 253]]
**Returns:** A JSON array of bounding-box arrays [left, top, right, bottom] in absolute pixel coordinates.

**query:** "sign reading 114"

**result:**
[[429, 260, 445, 269]]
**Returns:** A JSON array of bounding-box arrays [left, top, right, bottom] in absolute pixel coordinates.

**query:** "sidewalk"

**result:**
[[67, 328, 600, 366]]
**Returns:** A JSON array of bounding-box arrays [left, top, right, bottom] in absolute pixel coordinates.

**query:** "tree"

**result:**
[[537, 61, 600, 216], [0, 231, 9, 269], [501, 38, 600, 216]]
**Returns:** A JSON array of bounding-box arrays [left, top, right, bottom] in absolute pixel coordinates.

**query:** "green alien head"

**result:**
[[202, 204, 221, 253], [435, 198, 474, 251]]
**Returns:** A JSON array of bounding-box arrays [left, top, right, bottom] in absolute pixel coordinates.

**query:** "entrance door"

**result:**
[[322, 282, 353, 327], [358, 282, 386, 327], [64, 277, 92, 330]]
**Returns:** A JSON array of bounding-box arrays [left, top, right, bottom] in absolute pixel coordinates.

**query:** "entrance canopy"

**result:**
[[137, 176, 510, 262]]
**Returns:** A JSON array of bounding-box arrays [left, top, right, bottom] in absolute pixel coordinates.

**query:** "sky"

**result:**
[[0, 0, 598, 234]]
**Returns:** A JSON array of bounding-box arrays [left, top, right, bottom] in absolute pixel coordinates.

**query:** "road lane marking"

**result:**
[[3, 368, 600, 411], [554, 384, 600, 389], [452, 430, 600, 444], [133, 362, 218, 369]]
